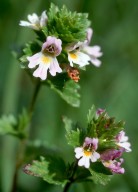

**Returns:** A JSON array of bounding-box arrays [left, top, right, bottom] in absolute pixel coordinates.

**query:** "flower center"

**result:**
[[83, 143, 93, 157], [103, 160, 112, 167], [69, 52, 78, 60], [41, 55, 51, 64], [46, 45, 56, 54], [84, 150, 92, 157]]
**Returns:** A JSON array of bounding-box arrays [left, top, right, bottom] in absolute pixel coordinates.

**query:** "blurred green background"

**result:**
[[0, 0, 138, 191]]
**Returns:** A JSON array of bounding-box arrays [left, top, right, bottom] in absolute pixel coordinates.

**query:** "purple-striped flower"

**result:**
[[101, 149, 124, 161], [75, 137, 100, 168], [101, 149, 125, 174], [27, 36, 62, 80], [103, 158, 125, 174]]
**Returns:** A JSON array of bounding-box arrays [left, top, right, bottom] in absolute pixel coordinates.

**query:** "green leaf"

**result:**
[[19, 41, 41, 68], [87, 105, 96, 125], [24, 156, 68, 186], [0, 109, 29, 139], [89, 168, 111, 185], [47, 73, 80, 107], [0, 115, 17, 135], [46, 4, 91, 44], [63, 116, 80, 147], [18, 109, 30, 132], [87, 105, 97, 138]]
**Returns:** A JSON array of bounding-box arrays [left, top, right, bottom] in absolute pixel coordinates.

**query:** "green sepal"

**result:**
[[24, 156, 68, 186]]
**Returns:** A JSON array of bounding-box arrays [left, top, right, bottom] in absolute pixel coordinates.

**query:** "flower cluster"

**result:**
[[19, 5, 102, 81], [74, 109, 131, 174]]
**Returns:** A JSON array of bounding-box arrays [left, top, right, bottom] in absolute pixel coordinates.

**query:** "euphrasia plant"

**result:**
[[19, 4, 102, 109], [0, 3, 131, 192]]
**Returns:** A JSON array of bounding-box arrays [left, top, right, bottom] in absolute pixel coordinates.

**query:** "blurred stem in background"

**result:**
[[1, 1, 43, 192], [11, 80, 41, 192]]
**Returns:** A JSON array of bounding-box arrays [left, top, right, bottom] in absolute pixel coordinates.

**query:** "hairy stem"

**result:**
[[11, 80, 41, 192], [63, 161, 78, 192]]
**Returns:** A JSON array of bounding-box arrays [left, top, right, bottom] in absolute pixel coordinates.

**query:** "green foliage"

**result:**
[[0, 115, 17, 135], [45, 3, 90, 45], [0, 109, 29, 139], [87, 105, 97, 138], [48, 74, 80, 107], [86, 106, 125, 151], [89, 168, 111, 185], [88, 162, 112, 185], [24, 156, 68, 186], [19, 41, 41, 68], [63, 116, 80, 147], [87, 105, 96, 125]]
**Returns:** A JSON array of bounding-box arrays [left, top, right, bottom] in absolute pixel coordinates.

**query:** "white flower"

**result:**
[[74, 137, 100, 168], [19, 11, 47, 30], [66, 28, 102, 68], [116, 131, 132, 152], [27, 36, 62, 80], [67, 42, 90, 68]]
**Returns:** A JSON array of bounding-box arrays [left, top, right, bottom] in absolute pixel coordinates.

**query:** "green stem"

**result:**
[[11, 80, 41, 192], [28, 80, 41, 115], [63, 160, 78, 192]]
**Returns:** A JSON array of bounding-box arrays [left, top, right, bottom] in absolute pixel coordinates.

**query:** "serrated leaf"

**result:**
[[63, 116, 80, 147], [87, 105, 96, 124], [66, 129, 80, 147], [87, 105, 97, 138], [47, 73, 80, 107], [24, 156, 68, 186], [63, 116, 73, 132], [89, 168, 111, 185], [18, 109, 30, 132]]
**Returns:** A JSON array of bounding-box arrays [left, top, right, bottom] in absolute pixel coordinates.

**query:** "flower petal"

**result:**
[[49, 58, 62, 76], [28, 13, 39, 24], [19, 21, 31, 27], [33, 64, 49, 80], [78, 156, 90, 168], [118, 142, 131, 152], [68, 51, 90, 67], [42, 36, 62, 56], [90, 58, 101, 67], [40, 11, 47, 27], [75, 147, 83, 159], [27, 52, 41, 68], [91, 151, 100, 162]]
